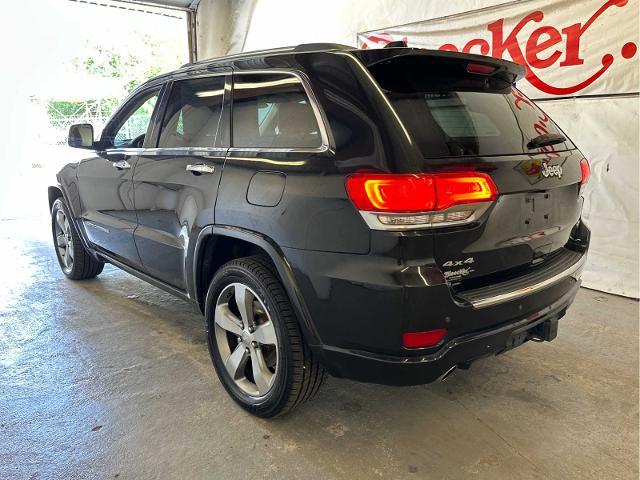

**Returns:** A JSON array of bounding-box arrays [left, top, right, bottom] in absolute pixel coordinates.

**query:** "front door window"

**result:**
[[112, 91, 159, 148]]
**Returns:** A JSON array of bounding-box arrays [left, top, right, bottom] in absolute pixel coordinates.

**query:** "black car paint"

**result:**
[[51, 45, 589, 385]]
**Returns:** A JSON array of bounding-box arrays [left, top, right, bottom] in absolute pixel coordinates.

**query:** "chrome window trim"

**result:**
[[227, 145, 330, 155], [142, 147, 227, 156], [469, 254, 587, 309], [102, 148, 146, 156], [228, 69, 333, 154], [101, 147, 228, 157]]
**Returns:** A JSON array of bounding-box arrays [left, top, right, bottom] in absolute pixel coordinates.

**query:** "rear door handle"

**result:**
[[186, 163, 215, 175], [113, 160, 131, 170]]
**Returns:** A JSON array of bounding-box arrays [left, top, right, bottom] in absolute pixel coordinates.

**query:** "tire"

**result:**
[[205, 255, 325, 417], [51, 197, 104, 280]]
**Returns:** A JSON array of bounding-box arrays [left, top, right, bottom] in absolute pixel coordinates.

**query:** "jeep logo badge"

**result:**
[[541, 163, 563, 179]]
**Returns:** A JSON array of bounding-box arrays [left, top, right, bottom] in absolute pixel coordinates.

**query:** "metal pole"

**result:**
[[187, 9, 198, 63]]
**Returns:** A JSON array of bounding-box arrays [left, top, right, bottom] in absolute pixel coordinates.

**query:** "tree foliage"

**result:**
[[46, 30, 185, 120]]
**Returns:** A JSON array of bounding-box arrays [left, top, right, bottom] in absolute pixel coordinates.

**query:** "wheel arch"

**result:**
[[48, 185, 64, 210], [193, 225, 321, 346]]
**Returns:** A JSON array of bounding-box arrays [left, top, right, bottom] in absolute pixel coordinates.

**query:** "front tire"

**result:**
[[51, 198, 104, 280], [205, 256, 325, 417]]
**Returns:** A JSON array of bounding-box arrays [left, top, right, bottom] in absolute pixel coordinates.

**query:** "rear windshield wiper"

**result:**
[[527, 133, 566, 149]]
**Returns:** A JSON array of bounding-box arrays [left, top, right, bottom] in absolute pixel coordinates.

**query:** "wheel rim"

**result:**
[[54, 209, 74, 273], [214, 283, 279, 397]]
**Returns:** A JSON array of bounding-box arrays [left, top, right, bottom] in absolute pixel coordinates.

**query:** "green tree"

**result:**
[[46, 30, 186, 121]]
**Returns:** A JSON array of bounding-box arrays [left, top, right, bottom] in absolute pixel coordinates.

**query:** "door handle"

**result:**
[[113, 160, 131, 170], [186, 163, 215, 175]]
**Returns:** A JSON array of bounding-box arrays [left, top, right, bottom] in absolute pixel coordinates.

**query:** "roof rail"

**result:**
[[179, 47, 293, 68], [292, 43, 354, 52], [180, 43, 355, 68]]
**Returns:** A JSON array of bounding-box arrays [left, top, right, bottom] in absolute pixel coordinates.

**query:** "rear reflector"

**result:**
[[346, 172, 498, 213], [580, 158, 591, 185], [403, 329, 447, 349]]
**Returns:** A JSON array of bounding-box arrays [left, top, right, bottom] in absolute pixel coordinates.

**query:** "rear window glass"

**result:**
[[365, 54, 572, 158], [386, 89, 573, 158], [232, 73, 322, 149]]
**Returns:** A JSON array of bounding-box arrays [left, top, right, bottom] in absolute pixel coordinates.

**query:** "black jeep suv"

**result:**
[[50, 43, 590, 417]]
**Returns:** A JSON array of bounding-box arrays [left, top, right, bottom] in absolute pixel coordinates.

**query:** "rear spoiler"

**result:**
[[353, 47, 526, 93]]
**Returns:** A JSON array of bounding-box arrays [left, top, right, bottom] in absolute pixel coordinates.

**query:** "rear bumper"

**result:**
[[456, 248, 586, 308], [284, 220, 589, 385], [314, 278, 580, 385]]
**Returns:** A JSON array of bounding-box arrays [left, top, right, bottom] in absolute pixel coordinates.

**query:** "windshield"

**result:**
[[386, 88, 574, 158]]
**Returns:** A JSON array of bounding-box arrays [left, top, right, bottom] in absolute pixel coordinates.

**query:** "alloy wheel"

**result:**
[[214, 283, 279, 397], [54, 209, 74, 273]]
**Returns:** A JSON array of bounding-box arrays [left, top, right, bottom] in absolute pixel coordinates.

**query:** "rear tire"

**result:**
[[51, 197, 104, 280], [205, 255, 325, 417]]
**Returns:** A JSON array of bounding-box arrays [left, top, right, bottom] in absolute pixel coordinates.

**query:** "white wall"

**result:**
[[195, 0, 640, 298], [197, 0, 516, 58], [542, 97, 639, 297]]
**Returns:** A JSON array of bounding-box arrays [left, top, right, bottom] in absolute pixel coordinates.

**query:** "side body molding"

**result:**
[[193, 225, 321, 346]]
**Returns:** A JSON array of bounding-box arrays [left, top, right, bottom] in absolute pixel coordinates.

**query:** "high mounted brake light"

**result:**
[[466, 63, 497, 75], [346, 172, 498, 230]]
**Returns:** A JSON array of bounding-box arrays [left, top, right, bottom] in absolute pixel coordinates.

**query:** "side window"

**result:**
[[232, 73, 322, 149], [158, 76, 226, 148], [112, 90, 159, 148]]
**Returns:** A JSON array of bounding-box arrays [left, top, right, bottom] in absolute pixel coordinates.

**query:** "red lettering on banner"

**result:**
[[526, 26, 563, 68], [360, 0, 637, 96], [463, 38, 490, 55], [439, 43, 459, 52], [560, 23, 586, 66], [487, 12, 542, 64]]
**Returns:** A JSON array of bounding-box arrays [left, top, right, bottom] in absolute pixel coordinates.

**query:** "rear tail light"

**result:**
[[346, 172, 498, 229], [403, 329, 447, 349], [346, 174, 436, 212], [580, 158, 591, 185], [433, 173, 498, 210]]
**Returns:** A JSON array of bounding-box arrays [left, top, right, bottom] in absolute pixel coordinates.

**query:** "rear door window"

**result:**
[[232, 73, 322, 149], [158, 75, 226, 148]]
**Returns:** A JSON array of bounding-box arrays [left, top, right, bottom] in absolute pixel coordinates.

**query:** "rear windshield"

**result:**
[[386, 89, 573, 158], [361, 52, 573, 157]]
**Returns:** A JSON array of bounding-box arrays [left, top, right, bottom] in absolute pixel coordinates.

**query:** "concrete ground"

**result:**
[[1, 216, 638, 480]]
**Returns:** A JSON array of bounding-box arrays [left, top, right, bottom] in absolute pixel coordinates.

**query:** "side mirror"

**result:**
[[68, 123, 95, 149]]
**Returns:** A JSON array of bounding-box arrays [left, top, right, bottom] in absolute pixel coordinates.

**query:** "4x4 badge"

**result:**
[[541, 163, 563, 179]]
